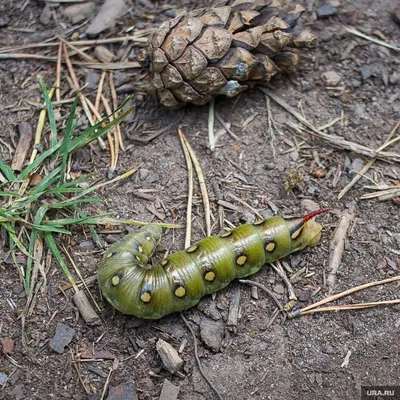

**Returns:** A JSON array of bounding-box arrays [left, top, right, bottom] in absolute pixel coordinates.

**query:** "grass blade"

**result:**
[[0, 159, 16, 182], [38, 77, 57, 149]]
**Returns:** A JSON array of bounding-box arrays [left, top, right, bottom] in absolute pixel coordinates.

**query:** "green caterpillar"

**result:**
[[98, 209, 330, 319]]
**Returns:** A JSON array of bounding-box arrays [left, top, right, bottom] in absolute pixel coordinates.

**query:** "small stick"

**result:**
[[11, 123, 33, 172], [227, 192, 263, 220], [101, 95, 119, 170], [344, 26, 400, 53], [57, 35, 97, 63], [239, 279, 283, 312], [208, 99, 216, 151], [109, 72, 125, 151], [181, 315, 224, 400], [178, 127, 194, 248], [270, 260, 297, 301], [56, 41, 62, 102], [215, 113, 241, 141], [327, 210, 355, 291], [180, 129, 211, 237]]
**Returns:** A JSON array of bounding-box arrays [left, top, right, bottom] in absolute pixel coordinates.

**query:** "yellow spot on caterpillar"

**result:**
[[187, 245, 198, 253], [146, 236, 151, 241], [111, 275, 120, 286], [204, 271, 216, 282], [138, 246, 144, 253], [236, 255, 247, 266], [220, 230, 232, 238], [254, 220, 264, 226], [291, 227, 303, 240], [140, 292, 151, 303], [161, 259, 168, 266], [266, 242, 276, 252], [175, 286, 186, 297]]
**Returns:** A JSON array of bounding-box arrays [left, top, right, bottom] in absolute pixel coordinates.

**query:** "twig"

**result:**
[[215, 113, 241, 141], [239, 279, 283, 311], [178, 127, 194, 249], [338, 120, 400, 200], [226, 192, 263, 220], [179, 129, 211, 237], [288, 275, 400, 319], [327, 210, 355, 291], [344, 26, 400, 53], [181, 315, 224, 400], [95, 71, 107, 112], [270, 260, 297, 302], [101, 95, 119, 170], [227, 285, 241, 331], [208, 99, 215, 151]]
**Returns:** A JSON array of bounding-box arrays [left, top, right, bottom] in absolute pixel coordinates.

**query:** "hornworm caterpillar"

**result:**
[[98, 209, 330, 319]]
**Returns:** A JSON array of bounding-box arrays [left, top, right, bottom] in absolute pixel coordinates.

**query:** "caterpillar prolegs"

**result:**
[[97, 209, 330, 319]]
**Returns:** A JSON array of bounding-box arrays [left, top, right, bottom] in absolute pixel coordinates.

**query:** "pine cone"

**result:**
[[142, 0, 317, 108]]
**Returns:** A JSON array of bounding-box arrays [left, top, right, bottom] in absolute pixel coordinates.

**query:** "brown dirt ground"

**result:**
[[0, 0, 399, 399]]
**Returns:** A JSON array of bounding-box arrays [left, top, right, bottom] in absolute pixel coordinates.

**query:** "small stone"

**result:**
[[329, 0, 341, 7], [85, 69, 100, 90], [199, 318, 225, 352], [296, 290, 311, 302], [264, 162, 276, 170], [1, 337, 14, 355], [86, 0, 128, 37], [290, 253, 303, 269], [49, 323, 75, 354], [139, 168, 150, 181], [106, 382, 138, 400], [389, 72, 399, 85], [12, 384, 25, 400], [78, 240, 95, 251], [392, 8, 400, 25], [273, 283, 285, 294], [64, 2, 96, 24], [0, 373, 7, 385], [347, 158, 364, 178], [159, 379, 180, 400], [322, 71, 341, 86], [317, 5, 338, 18], [40, 5, 52, 25], [300, 199, 320, 212], [197, 300, 222, 320], [360, 66, 372, 80]]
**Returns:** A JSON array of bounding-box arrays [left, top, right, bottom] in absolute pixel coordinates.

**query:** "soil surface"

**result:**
[[0, 1, 399, 400]]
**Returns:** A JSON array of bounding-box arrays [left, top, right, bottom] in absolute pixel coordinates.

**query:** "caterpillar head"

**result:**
[[284, 208, 331, 251]]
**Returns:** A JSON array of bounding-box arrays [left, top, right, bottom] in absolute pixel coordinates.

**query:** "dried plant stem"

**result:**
[[63, 43, 106, 150], [239, 279, 283, 311], [56, 42, 62, 102], [270, 260, 297, 301], [179, 129, 211, 237], [208, 99, 215, 151], [178, 127, 194, 248], [109, 72, 125, 151], [95, 71, 107, 112], [101, 95, 119, 170]]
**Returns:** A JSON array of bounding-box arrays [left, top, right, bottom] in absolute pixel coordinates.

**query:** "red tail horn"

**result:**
[[303, 208, 332, 222]]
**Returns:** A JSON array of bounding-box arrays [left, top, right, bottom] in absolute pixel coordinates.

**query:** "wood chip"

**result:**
[[72, 290, 101, 325], [1, 337, 14, 356], [156, 339, 183, 374]]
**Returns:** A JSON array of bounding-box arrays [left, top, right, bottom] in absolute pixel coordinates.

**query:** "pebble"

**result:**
[[317, 5, 338, 18], [347, 158, 364, 179], [322, 71, 341, 86], [0, 16, 10, 27], [86, 0, 128, 37], [390, 72, 399, 85], [1, 337, 14, 355], [360, 66, 372, 80], [300, 199, 320, 212], [107, 382, 138, 400], [290, 253, 304, 269], [296, 289, 311, 302], [40, 5, 52, 25], [199, 318, 225, 352], [49, 323, 75, 354], [78, 240, 94, 251], [197, 300, 222, 320], [0, 373, 8, 386], [64, 2, 96, 24], [273, 283, 285, 294], [85, 70, 100, 90], [156, 339, 183, 374]]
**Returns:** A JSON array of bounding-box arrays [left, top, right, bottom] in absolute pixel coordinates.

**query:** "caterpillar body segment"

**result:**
[[98, 210, 329, 319]]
